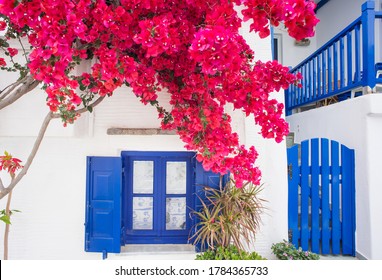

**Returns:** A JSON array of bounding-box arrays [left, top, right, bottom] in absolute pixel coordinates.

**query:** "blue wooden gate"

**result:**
[[287, 138, 356, 256]]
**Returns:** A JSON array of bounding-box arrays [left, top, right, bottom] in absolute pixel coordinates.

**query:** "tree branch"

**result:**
[[0, 112, 53, 200], [0, 75, 40, 110], [74, 96, 105, 115], [18, 37, 29, 64], [52, 95, 106, 118], [0, 75, 28, 101], [0, 178, 4, 193], [0, 95, 106, 200]]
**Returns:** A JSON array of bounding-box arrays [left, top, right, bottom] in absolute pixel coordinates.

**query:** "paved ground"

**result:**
[[319, 255, 359, 260]]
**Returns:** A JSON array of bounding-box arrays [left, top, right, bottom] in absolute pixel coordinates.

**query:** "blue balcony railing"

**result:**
[[285, 1, 382, 115]]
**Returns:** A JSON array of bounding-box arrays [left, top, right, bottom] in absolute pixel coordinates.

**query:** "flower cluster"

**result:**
[[0, 0, 319, 187], [271, 240, 320, 260], [242, 0, 319, 40], [0, 151, 23, 177]]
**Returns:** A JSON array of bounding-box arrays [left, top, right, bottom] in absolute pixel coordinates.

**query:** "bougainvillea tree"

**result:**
[[0, 0, 319, 198]]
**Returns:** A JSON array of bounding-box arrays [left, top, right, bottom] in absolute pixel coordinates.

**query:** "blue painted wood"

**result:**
[[347, 32, 353, 86], [317, 53, 322, 97], [340, 37, 345, 88], [321, 139, 331, 254], [121, 151, 195, 244], [327, 48, 332, 93], [322, 51, 326, 97], [308, 61, 313, 100], [284, 1, 379, 115], [303, 64, 307, 103], [287, 138, 356, 256], [362, 1, 376, 88], [341, 146, 356, 256], [310, 139, 320, 253], [85, 156, 122, 256], [333, 42, 338, 91], [331, 141, 341, 254], [194, 161, 229, 252], [355, 24, 361, 82], [287, 145, 300, 247], [300, 140, 310, 251], [313, 57, 317, 99]]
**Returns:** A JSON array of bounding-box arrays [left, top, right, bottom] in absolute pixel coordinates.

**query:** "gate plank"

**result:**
[[321, 139, 331, 254], [311, 139, 320, 253], [341, 146, 356, 256], [288, 138, 355, 257], [287, 145, 300, 247], [331, 141, 341, 254], [300, 140, 310, 251]]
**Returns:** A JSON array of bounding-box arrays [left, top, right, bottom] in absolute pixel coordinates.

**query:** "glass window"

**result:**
[[166, 161, 187, 194], [166, 197, 186, 230], [133, 161, 154, 194], [133, 197, 153, 230]]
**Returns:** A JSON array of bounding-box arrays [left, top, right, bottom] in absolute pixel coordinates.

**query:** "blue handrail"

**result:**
[[285, 1, 382, 115]]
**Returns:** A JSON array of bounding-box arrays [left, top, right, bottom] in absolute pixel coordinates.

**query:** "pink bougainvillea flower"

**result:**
[[0, 57, 6, 67], [7, 48, 18, 57], [0, 20, 6, 31], [0, 0, 318, 187]]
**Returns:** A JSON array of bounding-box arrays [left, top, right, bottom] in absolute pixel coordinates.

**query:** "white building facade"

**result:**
[[0, 22, 289, 260], [285, 0, 382, 259]]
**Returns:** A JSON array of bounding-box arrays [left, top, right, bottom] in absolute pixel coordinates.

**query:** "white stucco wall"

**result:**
[[0, 23, 288, 259], [315, 0, 366, 48], [274, 26, 318, 68], [287, 94, 382, 260], [240, 20, 289, 257], [316, 0, 382, 62]]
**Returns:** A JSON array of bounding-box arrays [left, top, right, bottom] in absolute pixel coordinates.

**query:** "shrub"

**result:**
[[190, 179, 265, 251], [271, 240, 320, 260], [196, 245, 267, 260]]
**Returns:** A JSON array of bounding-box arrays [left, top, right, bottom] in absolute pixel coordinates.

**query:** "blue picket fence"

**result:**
[[285, 1, 382, 115], [287, 138, 356, 256]]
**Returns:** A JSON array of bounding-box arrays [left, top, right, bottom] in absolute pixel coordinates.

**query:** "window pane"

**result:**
[[133, 161, 154, 194], [166, 198, 186, 230], [133, 197, 153, 230], [166, 162, 187, 194]]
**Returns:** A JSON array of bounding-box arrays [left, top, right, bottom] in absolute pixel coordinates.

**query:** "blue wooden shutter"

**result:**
[[85, 157, 122, 258], [194, 161, 229, 251]]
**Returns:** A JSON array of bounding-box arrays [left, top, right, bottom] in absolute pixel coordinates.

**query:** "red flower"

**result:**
[[0, 20, 6, 31], [0, 151, 23, 176], [0, 0, 318, 187], [7, 48, 18, 57]]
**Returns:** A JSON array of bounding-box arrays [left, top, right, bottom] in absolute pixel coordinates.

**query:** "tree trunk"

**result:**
[[3, 190, 13, 260]]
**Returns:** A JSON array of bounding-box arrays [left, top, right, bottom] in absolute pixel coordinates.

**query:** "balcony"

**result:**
[[285, 1, 382, 116]]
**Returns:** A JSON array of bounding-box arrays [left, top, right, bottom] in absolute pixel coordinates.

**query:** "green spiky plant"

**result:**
[[190, 179, 265, 252]]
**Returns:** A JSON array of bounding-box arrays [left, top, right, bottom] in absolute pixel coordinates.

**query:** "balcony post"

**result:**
[[362, 1, 376, 90]]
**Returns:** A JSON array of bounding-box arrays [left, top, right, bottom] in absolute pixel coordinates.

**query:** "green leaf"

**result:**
[[0, 38, 10, 48], [0, 215, 11, 225], [9, 209, 21, 215]]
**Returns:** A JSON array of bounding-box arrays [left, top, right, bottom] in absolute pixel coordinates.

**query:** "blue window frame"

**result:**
[[121, 151, 195, 244], [85, 152, 227, 258]]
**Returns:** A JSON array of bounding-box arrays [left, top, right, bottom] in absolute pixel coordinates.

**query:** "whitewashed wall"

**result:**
[[240, 19, 289, 257], [287, 94, 382, 260], [0, 23, 288, 260], [274, 26, 318, 68], [315, 0, 366, 48], [316, 0, 382, 62]]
